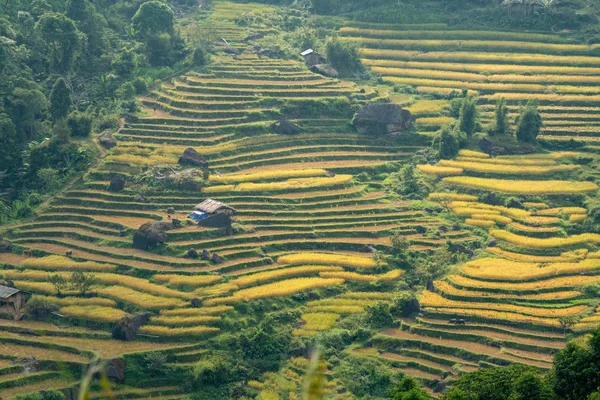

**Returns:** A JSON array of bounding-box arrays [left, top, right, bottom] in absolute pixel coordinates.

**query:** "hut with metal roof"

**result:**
[[194, 199, 236, 216], [0, 285, 24, 311]]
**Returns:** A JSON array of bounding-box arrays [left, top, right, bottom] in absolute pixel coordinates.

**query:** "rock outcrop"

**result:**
[[108, 175, 125, 192], [112, 312, 151, 341], [310, 64, 338, 78], [271, 119, 300, 135], [0, 238, 12, 253], [178, 147, 208, 168], [133, 221, 176, 250], [353, 103, 412, 135], [98, 130, 117, 149]]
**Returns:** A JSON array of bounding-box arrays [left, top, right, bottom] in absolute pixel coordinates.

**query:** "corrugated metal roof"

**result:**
[[194, 199, 235, 214], [301, 49, 314, 56], [0, 285, 20, 299]]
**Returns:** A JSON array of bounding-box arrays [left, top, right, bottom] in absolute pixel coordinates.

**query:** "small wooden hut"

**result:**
[[0, 285, 24, 311]]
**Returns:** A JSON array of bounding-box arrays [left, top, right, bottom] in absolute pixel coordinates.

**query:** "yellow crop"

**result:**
[[491, 229, 600, 248], [452, 207, 501, 216], [421, 290, 586, 317], [349, 36, 597, 53], [523, 202, 548, 208], [377, 269, 404, 281], [203, 278, 345, 305], [307, 305, 365, 314], [12, 280, 56, 294], [35, 295, 116, 308], [428, 192, 477, 201], [231, 265, 343, 287], [426, 307, 560, 327], [570, 214, 588, 223], [21, 255, 116, 271], [278, 253, 376, 268], [106, 154, 177, 166], [152, 274, 222, 287], [449, 274, 600, 291], [161, 306, 234, 316], [319, 271, 377, 282], [537, 207, 587, 216], [340, 27, 560, 42], [210, 169, 328, 183], [497, 152, 580, 160], [450, 201, 530, 218], [151, 315, 220, 326], [139, 325, 219, 336], [458, 149, 489, 158], [96, 286, 187, 309], [415, 117, 455, 126], [94, 273, 192, 299], [455, 157, 557, 166], [362, 58, 600, 76], [471, 214, 513, 224], [406, 100, 449, 116], [521, 216, 561, 225], [60, 306, 127, 323], [466, 219, 494, 227], [300, 312, 340, 331], [205, 175, 353, 193], [307, 298, 377, 307], [387, 76, 554, 94], [443, 176, 598, 194], [486, 247, 581, 262], [339, 292, 395, 300], [359, 48, 600, 66], [434, 281, 580, 301], [486, 92, 600, 103], [508, 222, 560, 233], [417, 164, 463, 176], [439, 160, 579, 175], [462, 257, 600, 280]]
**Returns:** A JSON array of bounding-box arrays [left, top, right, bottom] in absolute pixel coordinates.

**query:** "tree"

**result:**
[[515, 101, 542, 143], [67, 110, 92, 137], [366, 301, 394, 328], [433, 125, 461, 159], [325, 37, 362, 77], [70, 271, 96, 295], [50, 78, 72, 121], [399, 165, 419, 196], [0, 114, 18, 173], [512, 371, 555, 400], [132, 1, 175, 37], [558, 315, 577, 335], [390, 377, 431, 400], [458, 96, 478, 137], [489, 97, 510, 136], [553, 326, 600, 400], [48, 274, 68, 295], [34, 13, 84, 73]]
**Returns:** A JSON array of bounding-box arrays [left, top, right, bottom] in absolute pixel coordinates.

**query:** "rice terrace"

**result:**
[[1, 0, 600, 399]]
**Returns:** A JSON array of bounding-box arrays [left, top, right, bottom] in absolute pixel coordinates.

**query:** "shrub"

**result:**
[[49, 77, 72, 121], [325, 37, 362, 77], [516, 100, 543, 143], [191, 47, 208, 67], [37, 168, 60, 192], [458, 96, 478, 137], [25, 296, 59, 320], [432, 125, 464, 159], [488, 97, 510, 136], [133, 77, 148, 94], [67, 110, 92, 137]]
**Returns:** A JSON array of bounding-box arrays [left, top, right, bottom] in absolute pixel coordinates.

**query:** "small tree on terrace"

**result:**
[[49, 78, 72, 121], [48, 274, 68, 295], [488, 97, 510, 136], [515, 100, 542, 143], [458, 96, 479, 137], [70, 271, 97, 295]]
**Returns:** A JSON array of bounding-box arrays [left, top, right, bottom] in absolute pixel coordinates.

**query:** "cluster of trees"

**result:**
[[0, 0, 203, 223], [385, 325, 600, 400], [432, 96, 542, 159], [48, 271, 96, 295]]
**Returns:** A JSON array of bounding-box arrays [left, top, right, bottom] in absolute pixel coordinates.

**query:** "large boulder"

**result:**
[[244, 33, 264, 42], [108, 175, 125, 192], [310, 64, 338, 78], [98, 130, 117, 149], [133, 221, 176, 250], [112, 312, 151, 341], [178, 148, 208, 168], [271, 119, 300, 135], [224, 46, 240, 55], [0, 238, 12, 253], [353, 104, 412, 135], [105, 358, 126, 383], [479, 137, 537, 156], [13, 356, 40, 374]]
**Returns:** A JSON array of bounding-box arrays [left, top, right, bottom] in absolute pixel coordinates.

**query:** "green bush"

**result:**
[[67, 110, 93, 137], [325, 37, 362, 77], [516, 100, 542, 144]]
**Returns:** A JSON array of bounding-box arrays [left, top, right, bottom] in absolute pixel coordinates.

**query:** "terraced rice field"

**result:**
[[342, 25, 600, 142]]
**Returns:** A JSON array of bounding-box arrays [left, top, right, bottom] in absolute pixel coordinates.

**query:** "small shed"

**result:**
[[301, 49, 326, 67], [194, 199, 236, 216], [0, 285, 24, 311]]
